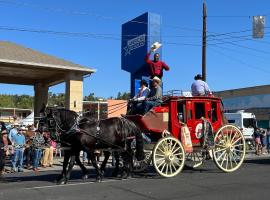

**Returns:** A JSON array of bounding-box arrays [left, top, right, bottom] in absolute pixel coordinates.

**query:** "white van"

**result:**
[[224, 110, 257, 139]]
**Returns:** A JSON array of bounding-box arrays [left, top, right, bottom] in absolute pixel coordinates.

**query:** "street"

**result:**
[[0, 156, 269, 200]]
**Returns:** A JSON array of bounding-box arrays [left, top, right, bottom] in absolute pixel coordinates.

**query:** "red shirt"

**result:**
[[145, 53, 170, 78]]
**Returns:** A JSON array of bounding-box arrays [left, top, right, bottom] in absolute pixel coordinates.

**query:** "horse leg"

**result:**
[[56, 150, 70, 185], [65, 155, 76, 183], [88, 151, 103, 182], [75, 152, 88, 180], [121, 144, 133, 179], [100, 151, 110, 175], [111, 152, 120, 177]]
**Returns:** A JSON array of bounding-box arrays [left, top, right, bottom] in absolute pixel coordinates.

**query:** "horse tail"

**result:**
[[122, 117, 145, 161], [134, 126, 145, 161]]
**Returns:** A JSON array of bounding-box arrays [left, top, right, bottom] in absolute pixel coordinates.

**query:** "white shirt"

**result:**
[[133, 86, 150, 101], [191, 80, 212, 96]]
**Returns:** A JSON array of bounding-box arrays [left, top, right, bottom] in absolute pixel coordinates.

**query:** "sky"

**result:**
[[0, 0, 269, 98]]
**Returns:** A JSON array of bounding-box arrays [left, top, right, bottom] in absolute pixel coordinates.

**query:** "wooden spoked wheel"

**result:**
[[152, 137, 185, 177], [213, 125, 246, 172]]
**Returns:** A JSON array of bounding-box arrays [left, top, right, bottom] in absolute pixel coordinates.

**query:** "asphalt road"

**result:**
[[0, 157, 269, 200]]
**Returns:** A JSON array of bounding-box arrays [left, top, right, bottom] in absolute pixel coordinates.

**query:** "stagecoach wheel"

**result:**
[[152, 137, 185, 178], [133, 150, 152, 173], [185, 150, 204, 169], [213, 125, 246, 173]]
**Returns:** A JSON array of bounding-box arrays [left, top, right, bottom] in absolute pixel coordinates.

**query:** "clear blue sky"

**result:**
[[0, 0, 269, 98]]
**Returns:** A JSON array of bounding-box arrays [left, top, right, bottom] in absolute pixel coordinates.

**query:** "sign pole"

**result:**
[[202, 0, 207, 81]]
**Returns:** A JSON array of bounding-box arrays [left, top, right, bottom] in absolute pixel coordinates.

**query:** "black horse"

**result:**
[[40, 107, 144, 184]]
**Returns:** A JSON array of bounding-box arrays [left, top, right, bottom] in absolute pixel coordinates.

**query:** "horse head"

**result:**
[[38, 106, 79, 142]]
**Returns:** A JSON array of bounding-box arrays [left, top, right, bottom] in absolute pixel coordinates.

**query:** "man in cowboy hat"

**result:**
[[128, 79, 150, 115], [145, 43, 170, 79], [191, 74, 212, 96], [140, 76, 163, 114]]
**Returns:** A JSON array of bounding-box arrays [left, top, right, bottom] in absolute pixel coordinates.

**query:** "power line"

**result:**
[[208, 46, 270, 74], [0, 0, 202, 32], [0, 26, 202, 47], [210, 45, 270, 61], [208, 37, 270, 55]]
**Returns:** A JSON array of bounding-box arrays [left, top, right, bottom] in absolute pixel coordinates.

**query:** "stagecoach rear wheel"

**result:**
[[152, 137, 185, 178], [213, 125, 246, 172]]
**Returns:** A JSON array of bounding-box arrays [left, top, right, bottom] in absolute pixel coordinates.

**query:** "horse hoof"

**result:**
[[96, 176, 103, 182], [121, 172, 129, 179], [82, 174, 88, 180], [56, 180, 66, 185]]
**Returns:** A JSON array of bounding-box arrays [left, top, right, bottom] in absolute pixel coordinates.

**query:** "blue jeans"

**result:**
[[267, 135, 270, 151], [32, 149, 43, 168], [12, 148, 24, 170], [141, 101, 160, 114]]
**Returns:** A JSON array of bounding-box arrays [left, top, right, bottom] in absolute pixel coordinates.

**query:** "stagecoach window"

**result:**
[[211, 102, 218, 122], [177, 102, 186, 122], [194, 103, 205, 119]]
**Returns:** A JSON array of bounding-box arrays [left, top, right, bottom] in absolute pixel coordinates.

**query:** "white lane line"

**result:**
[[25, 179, 130, 190]]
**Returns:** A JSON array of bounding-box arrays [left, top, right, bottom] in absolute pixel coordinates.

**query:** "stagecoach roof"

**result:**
[[0, 41, 96, 86]]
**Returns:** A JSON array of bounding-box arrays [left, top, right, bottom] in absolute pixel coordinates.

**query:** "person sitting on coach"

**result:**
[[191, 74, 212, 96], [145, 42, 170, 79], [128, 79, 150, 115], [140, 76, 163, 115]]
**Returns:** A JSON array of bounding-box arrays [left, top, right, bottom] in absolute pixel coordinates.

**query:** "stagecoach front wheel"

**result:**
[[213, 125, 246, 172], [152, 137, 185, 178]]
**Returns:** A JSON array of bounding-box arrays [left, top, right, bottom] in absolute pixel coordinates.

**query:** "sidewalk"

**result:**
[[3, 152, 270, 174]]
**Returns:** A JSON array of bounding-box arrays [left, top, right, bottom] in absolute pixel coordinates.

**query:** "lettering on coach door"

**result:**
[[124, 34, 146, 56]]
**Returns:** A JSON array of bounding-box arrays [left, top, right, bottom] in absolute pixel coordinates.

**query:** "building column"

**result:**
[[65, 72, 83, 112], [34, 82, 49, 119]]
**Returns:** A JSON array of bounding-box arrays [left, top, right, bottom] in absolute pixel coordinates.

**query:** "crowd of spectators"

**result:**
[[253, 127, 270, 155], [0, 122, 57, 175]]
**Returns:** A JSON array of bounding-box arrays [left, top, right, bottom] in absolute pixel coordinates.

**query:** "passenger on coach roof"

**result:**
[[145, 43, 170, 79], [191, 74, 212, 96]]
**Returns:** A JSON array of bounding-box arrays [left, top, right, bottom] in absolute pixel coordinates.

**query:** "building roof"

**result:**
[[0, 41, 96, 86], [0, 41, 95, 72]]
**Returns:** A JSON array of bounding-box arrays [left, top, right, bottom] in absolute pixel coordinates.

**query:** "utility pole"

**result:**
[[202, 0, 207, 81]]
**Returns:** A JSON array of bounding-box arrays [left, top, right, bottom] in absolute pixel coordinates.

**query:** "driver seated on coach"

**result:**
[[127, 79, 150, 115], [139, 76, 163, 115]]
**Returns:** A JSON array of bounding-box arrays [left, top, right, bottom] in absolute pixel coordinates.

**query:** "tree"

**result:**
[[115, 92, 130, 100]]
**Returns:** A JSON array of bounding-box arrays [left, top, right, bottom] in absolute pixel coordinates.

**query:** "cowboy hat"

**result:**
[[152, 76, 161, 84], [151, 42, 162, 52], [13, 122, 19, 126], [194, 74, 203, 80]]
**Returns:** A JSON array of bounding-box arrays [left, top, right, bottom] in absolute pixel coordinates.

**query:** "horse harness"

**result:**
[[47, 112, 134, 153]]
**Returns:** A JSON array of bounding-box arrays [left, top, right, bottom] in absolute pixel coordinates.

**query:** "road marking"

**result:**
[[25, 179, 130, 190]]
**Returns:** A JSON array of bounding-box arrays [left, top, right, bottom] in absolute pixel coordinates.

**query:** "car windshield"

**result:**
[[243, 118, 256, 128]]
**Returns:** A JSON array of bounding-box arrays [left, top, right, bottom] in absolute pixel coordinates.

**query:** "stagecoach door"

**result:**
[[186, 101, 208, 145]]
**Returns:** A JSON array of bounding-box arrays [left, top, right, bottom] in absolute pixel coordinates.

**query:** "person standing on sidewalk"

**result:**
[[267, 128, 270, 153], [31, 130, 45, 172], [11, 127, 26, 172], [41, 130, 54, 168], [253, 128, 262, 155], [0, 122, 8, 182]]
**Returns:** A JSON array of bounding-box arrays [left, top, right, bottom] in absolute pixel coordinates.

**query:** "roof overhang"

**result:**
[[0, 59, 96, 86]]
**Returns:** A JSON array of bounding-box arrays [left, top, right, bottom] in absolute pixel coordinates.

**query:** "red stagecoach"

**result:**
[[126, 94, 246, 177]]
